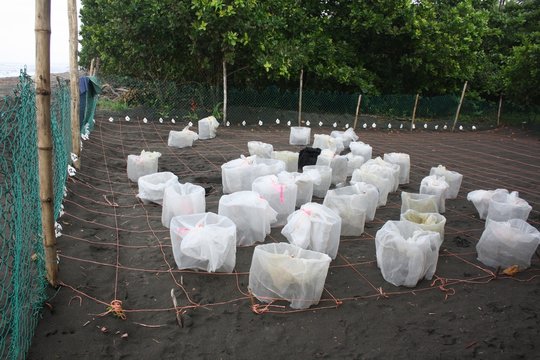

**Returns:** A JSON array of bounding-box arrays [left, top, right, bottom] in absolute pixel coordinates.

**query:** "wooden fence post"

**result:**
[[353, 94, 362, 130], [298, 69, 303, 126], [68, 0, 80, 169], [222, 60, 227, 124], [497, 94, 503, 126], [452, 81, 468, 132], [35, 0, 58, 286], [410, 93, 420, 131]]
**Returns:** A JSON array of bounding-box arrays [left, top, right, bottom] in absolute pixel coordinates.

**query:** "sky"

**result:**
[[0, 1, 82, 71]]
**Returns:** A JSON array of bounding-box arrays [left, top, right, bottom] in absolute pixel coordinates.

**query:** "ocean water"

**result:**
[[0, 62, 70, 78]]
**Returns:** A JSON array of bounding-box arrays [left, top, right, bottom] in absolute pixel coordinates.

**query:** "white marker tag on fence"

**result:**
[[68, 165, 76, 177]]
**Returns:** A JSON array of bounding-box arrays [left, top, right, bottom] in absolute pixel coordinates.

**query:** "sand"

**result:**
[[27, 119, 540, 359]]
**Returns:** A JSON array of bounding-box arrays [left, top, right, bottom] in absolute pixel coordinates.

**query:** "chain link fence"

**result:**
[[97, 76, 539, 130], [0, 71, 76, 359]]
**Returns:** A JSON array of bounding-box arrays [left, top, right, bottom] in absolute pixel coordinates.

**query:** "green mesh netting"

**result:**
[[0, 69, 94, 359], [98, 77, 540, 127], [0, 72, 46, 360]]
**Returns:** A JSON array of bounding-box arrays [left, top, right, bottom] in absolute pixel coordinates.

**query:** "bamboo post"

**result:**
[[222, 60, 227, 124], [497, 94, 503, 126], [68, 0, 80, 169], [353, 94, 362, 130], [35, 0, 58, 286], [298, 68, 303, 126], [410, 93, 419, 131], [452, 81, 468, 132]]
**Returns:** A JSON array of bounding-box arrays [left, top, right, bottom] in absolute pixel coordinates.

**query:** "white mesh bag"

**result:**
[[127, 150, 162, 182], [323, 186, 368, 236], [289, 126, 311, 145], [312, 134, 344, 154], [161, 182, 206, 228], [137, 171, 178, 205], [384, 152, 410, 185], [272, 150, 299, 173], [248, 141, 274, 158], [401, 192, 439, 214], [249, 243, 332, 309], [350, 167, 393, 206], [477, 219, 540, 269], [330, 128, 359, 148], [278, 170, 321, 207], [168, 126, 199, 148], [198, 116, 219, 140], [349, 141, 372, 160], [375, 221, 441, 287], [252, 174, 297, 227], [486, 190, 532, 222], [281, 202, 342, 259], [302, 165, 332, 198], [170, 213, 236, 272], [364, 157, 400, 192], [429, 165, 463, 199], [351, 182, 379, 221], [316, 150, 348, 185], [221, 156, 286, 194], [467, 189, 498, 220], [218, 191, 277, 246], [346, 153, 366, 176], [400, 209, 446, 246], [420, 175, 449, 213]]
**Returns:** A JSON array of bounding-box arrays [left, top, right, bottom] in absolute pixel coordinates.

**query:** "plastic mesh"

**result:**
[[0, 70, 97, 359]]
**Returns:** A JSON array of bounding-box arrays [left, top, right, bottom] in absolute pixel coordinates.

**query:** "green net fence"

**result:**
[[0, 70, 92, 360], [97, 76, 539, 129]]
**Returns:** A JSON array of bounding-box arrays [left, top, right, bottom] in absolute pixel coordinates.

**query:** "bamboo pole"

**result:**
[[410, 93, 420, 131], [222, 60, 227, 124], [68, 0, 80, 169], [298, 68, 303, 126], [353, 94, 362, 130], [497, 94, 503, 126], [452, 81, 468, 132], [35, 0, 58, 286]]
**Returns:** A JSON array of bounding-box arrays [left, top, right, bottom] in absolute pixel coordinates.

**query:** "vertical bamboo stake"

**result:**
[[410, 93, 420, 131], [68, 0, 80, 169], [298, 69, 303, 126], [452, 81, 468, 132], [497, 94, 503, 126], [222, 60, 227, 124], [353, 94, 362, 130], [35, 0, 58, 286]]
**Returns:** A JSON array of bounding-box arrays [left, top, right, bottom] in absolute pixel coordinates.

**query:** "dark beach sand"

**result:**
[[27, 119, 540, 359]]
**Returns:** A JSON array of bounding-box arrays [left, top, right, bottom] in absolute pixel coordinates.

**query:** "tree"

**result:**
[[402, 0, 490, 95], [80, 0, 193, 80]]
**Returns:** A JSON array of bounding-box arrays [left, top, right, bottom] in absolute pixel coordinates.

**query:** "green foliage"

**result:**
[[503, 34, 540, 104], [97, 98, 130, 112], [80, 0, 540, 107]]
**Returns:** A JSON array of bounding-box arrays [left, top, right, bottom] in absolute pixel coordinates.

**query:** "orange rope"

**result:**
[[430, 276, 456, 300], [98, 299, 127, 320]]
